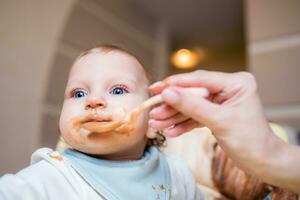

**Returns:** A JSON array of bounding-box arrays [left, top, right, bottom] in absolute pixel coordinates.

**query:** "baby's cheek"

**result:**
[[59, 114, 72, 140], [59, 112, 67, 135], [59, 107, 78, 136], [125, 95, 145, 107], [60, 117, 83, 146], [135, 108, 150, 131], [114, 107, 127, 120]]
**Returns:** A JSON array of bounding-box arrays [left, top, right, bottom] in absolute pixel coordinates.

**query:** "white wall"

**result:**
[[0, 0, 76, 174], [245, 0, 300, 130]]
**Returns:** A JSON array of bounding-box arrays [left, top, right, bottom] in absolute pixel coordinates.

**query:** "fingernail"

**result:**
[[149, 80, 169, 94], [162, 88, 179, 104]]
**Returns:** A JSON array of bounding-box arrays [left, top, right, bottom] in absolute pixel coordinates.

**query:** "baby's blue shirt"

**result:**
[[62, 146, 171, 200]]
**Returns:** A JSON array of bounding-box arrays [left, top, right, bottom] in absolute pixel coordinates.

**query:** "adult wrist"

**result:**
[[251, 131, 288, 183]]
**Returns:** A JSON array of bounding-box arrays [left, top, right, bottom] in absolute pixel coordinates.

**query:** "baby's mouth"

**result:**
[[83, 116, 112, 125], [82, 114, 112, 123], [79, 114, 123, 133]]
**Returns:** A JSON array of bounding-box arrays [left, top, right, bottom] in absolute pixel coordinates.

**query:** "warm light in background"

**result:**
[[171, 48, 204, 69]]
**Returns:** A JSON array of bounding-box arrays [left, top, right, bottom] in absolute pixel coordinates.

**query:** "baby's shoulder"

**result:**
[[11, 148, 75, 186], [0, 148, 90, 200], [29, 148, 85, 185], [31, 147, 63, 164]]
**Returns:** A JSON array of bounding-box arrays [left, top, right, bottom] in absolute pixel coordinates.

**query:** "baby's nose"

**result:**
[[85, 97, 107, 110]]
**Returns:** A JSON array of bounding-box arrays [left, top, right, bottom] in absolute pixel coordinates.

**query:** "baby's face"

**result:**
[[59, 51, 150, 160]]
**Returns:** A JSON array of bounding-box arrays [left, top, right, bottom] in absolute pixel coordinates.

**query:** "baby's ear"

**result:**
[[146, 127, 157, 139], [146, 129, 166, 148]]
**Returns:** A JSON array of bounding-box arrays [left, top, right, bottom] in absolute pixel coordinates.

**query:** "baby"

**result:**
[[0, 45, 207, 200]]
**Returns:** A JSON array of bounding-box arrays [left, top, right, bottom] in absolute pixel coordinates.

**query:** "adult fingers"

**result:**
[[149, 103, 178, 120], [164, 119, 202, 138], [149, 113, 189, 130], [151, 70, 256, 96], [149, 81, 167, 94], [161, 86, 220, 126], [149, 70, 226, 94]]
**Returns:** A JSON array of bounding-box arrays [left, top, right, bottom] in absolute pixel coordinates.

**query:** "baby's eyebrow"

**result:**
[[111, 79, 138, 86], [64, 80, 87, 93], [110, 79, 143, 92]]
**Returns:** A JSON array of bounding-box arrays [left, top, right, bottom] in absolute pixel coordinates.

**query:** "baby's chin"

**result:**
[[73, 144, 122, 156], [62, 131, 148, 159], [62, 132, 116, 153]]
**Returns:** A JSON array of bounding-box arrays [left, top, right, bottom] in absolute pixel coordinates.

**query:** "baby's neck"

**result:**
[[83, 142, 147, 161], [88, 152, 143, 161]]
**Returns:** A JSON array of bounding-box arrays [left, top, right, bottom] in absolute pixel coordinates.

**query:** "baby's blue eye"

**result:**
[[110, 87, 127, 95], [73, 90, 87, 98]]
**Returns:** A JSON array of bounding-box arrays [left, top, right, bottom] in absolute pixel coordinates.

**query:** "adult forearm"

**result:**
[[216, 128, 300, 194], [263, 138, 300, 194], [244, 134, 300, 194]]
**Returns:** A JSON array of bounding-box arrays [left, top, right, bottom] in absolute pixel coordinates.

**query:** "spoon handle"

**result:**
[[140, 94, 163, 110]]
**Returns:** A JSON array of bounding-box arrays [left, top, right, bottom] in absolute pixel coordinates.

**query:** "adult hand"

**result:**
[[149, 70, 283, 180], [149, 70, 272, 150]]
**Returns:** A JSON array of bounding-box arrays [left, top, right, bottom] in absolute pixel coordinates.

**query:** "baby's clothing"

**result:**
[[0, 147, 207, 200], [62, 147, 170, 200]]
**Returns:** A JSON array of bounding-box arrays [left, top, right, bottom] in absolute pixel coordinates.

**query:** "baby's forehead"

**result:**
[[69, 51, 149, 84]]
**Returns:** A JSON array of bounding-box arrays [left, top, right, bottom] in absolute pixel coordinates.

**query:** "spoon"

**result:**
[[81, 94, 163, 133], [81, 87, 209, 133]]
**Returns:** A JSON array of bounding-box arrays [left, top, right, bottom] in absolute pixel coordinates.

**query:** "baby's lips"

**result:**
[[149, 79, 169, 94]]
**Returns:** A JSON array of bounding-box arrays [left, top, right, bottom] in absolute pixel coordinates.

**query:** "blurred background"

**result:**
[[0, 0, 299, 174]]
